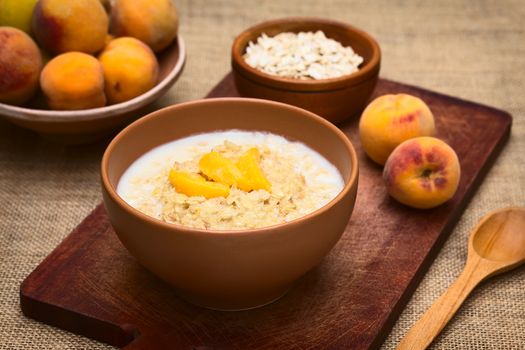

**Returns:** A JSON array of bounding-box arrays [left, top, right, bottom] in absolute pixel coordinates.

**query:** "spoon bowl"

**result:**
[[397, 207, 525, 350], [471, 207, 525, 263]]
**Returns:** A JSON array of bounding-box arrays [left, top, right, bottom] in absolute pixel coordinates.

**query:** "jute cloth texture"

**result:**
[[1, 0, 524, 349]]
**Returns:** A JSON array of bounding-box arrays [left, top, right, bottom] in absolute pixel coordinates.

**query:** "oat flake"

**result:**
[[243, 30, 364, 80]]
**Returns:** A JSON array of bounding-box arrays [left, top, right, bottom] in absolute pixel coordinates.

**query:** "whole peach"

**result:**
[[0, 26, 42, 105], [98, 37, 159, 104], [383, 136, 460, 209], [0, 0, 39, 34], [359, 94, 436, 165], [110, 0, 178, 52], [40, 52, 106, 110], [32, 0, 108, 54]]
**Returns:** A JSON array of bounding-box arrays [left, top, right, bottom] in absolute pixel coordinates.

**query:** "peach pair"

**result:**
[[40, 37, 158, 110], [359, 94, 460, 209]]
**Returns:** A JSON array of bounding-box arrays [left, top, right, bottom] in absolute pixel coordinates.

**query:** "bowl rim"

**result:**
[[0, 35, 187, 122], [231, 17, 381, 92], [101, 97, 359, 237]]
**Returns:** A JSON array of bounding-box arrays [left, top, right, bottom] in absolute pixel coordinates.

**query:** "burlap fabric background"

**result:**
[[1, 0, 523, 349]]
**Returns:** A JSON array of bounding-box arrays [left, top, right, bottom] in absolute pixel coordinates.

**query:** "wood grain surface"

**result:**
[[20, 74, 512, 349]]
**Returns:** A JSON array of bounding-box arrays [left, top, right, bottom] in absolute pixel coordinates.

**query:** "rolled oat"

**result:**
[[117, 131, 344, 230], [243, 30, 364, 80]]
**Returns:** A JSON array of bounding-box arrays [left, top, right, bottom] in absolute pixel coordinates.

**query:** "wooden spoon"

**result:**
[[396, 207, 525, 350]]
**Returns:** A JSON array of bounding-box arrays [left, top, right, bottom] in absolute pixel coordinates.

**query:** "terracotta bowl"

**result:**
[[231, 17, 381, 124], [0, 36, 186, 144], [101, 98, 359, 310]]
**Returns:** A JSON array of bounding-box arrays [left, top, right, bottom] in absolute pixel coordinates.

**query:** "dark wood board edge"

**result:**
[[19, 205, 136, 347], [379, 78, 515, 124], [20, 288, 135, 347]]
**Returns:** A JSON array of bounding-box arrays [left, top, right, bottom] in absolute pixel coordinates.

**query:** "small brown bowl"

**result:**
[[101, 98, 359, 310], [231, 17, 381, 124], [0, 36, 186, 144]]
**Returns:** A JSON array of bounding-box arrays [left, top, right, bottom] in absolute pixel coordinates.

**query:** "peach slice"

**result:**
[[383, 136, 460, 209], [198, 151, 248, 188], [236, 148, 271, 192], [169, 170, 229, 199]]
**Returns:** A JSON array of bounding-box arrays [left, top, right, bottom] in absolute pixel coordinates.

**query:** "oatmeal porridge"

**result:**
[[117, 130, 344, 230]]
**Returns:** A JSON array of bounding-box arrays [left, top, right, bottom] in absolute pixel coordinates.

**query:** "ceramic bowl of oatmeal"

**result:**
[[101, 98, 358, 310], [231, 17, 381, 124]]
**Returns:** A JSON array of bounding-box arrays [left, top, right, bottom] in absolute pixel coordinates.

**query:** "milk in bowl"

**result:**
[[117, 130, 344, 230]]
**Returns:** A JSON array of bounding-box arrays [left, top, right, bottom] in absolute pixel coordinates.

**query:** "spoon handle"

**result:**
[[396, 261, 487, 350]]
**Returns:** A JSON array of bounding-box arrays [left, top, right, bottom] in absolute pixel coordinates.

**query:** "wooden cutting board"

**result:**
[[20, 74, 512, 350]]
